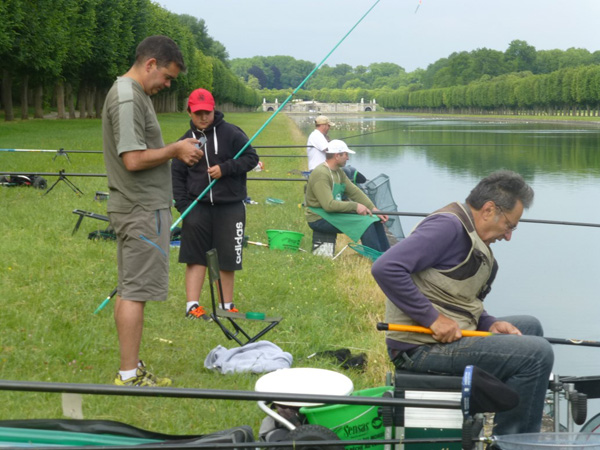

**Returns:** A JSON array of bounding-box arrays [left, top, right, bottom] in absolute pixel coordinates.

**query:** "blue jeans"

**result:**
[[392, 315, 554, 435], [308, 218, 390, 253]]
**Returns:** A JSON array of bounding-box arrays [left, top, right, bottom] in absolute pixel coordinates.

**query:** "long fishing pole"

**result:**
[[0, 379, 459, 409], [0, 148, 100, 154], [0, 171, 305, 182], [258, 154, 307, 157], [6, 171, 598, 227], [248, 177, 306, 182], [170, 0, 382, 231], [377, 323, 600, 348], [93, 288, 117, 314], [0, 171, 106, 177], [95, 0, 383, 313], [0, 143, 540, 154], [370, 211, 600, 229], [254, 143, 535, 149]]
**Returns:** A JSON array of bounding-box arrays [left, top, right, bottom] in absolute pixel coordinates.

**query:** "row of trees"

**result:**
[[421, 40, 600, 89], [259, 64, 600, 116], [0, 0, 260, 121], [253, 40, 600, 116], [232, 56, 420, 91], [379, 65, 600, 115], [231, 56, 419, 91], [3, 4, 599, 122], [232, 41, 600, 95]]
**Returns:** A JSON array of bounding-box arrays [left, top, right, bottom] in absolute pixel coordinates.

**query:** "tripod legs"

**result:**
[[44, 170, 84, 196]]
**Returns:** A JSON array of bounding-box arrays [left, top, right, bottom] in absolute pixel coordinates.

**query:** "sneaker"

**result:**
[[114, 363, 172, 387], [186, 303, 209, 320], [138, 360, 172, 386], [220, 303, 239, 313]]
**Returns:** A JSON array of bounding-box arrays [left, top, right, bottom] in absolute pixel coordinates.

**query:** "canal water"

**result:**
[[291, 114, 600, 424]]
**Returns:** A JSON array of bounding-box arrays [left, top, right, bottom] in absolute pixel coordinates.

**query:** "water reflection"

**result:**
[[291, 115, 600, 179]]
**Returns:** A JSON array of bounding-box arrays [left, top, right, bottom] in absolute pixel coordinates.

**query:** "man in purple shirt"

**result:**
[[372, 170, 553, 435]]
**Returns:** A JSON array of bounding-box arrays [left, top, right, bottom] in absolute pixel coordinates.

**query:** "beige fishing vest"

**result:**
[[385, 202, 495, 346]]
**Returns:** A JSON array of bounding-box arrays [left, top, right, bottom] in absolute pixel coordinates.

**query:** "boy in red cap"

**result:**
[[172, 89, 259, 319]]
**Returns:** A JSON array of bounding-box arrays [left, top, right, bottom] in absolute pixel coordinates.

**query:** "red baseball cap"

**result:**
[[188, 88, 215, 112]]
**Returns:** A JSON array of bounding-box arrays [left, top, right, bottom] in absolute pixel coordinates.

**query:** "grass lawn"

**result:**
[[0, 112, 390, 434]]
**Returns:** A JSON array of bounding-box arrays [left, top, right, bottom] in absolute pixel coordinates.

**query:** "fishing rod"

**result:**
[[257, 154, 306, 157], [6, 172, 597, 227], [0, 148, 101, 154], [1, 147, 307, 158], [254, 143, 533, 149], [95, 0, 383, 313], [93, 288, 117, 314], [0, 171, 305, 182], [3, 147, 308, 157], [0, 171, 106, 177], [371, 211, 600, 229], [0, 379, 459, 409], [248, 177, 306, 182], [377, 323, 600, 348], [1, 143, 541, 156]]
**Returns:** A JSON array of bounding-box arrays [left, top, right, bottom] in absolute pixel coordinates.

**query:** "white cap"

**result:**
[[326, 140, 356, 154]]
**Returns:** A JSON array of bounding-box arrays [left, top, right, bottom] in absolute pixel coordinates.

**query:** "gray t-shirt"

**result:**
[[102, 77, 172, 213]]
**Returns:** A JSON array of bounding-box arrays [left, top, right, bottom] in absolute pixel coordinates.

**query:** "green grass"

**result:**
[[0, 112, 390, 434]]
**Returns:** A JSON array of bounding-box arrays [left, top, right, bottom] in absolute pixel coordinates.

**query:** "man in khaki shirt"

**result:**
[[103, 35, 203, 387]]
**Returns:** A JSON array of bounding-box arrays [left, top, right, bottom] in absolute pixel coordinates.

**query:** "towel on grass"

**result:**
[[204, 341, 293, 374]]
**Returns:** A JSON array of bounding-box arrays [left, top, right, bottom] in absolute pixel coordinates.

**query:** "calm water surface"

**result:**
[[292, 114, 600, 383]]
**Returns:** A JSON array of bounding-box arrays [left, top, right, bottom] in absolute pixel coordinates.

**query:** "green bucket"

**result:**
[[266, 229, 304, 251], [300, 386, 392, 449]]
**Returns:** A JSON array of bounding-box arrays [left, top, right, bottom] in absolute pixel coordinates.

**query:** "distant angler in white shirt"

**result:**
[[306, 115, 335, 171]]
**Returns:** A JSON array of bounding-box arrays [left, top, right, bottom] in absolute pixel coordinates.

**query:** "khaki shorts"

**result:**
[[109, 206, 172, 301]]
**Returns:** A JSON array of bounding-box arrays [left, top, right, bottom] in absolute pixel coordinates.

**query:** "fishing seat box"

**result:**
[[311, 230, 337, 257], [393, 370, 463, 450]]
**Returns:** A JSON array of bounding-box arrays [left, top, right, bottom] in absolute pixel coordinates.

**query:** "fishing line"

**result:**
[[340, 123, 415, 141], [95, 0, 383, 313]]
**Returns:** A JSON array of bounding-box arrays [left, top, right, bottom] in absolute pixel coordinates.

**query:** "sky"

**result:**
[[159, 0, 600, 72]]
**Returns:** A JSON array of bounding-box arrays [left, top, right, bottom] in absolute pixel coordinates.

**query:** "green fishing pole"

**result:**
[[95, 0, 383, 313], [169, 0, 382, 232]]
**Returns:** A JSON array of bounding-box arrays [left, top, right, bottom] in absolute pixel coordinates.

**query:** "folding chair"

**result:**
[[71, 209, 109, 235], [206, 249, 282, 346]]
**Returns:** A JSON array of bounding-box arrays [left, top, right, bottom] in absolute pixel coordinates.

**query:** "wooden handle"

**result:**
[[377, 322, 493, 337]]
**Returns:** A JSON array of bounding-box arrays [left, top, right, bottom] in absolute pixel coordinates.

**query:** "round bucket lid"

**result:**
[[255, 368, 354, 407]]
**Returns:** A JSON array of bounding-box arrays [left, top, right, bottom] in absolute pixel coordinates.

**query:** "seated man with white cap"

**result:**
[[305, 139, 390, 253]]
